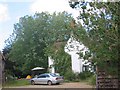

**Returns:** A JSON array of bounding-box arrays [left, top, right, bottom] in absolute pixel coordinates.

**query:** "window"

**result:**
[[38, 75, 46, 78], [45, 75, 50, 77], [50, 73, 57, 77]]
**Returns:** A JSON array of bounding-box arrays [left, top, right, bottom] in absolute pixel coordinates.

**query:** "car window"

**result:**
[[38, 75, 46, 78], [50, 73, 57, 77], [55, 73, 60, 76], [45, 75, 50, 77]]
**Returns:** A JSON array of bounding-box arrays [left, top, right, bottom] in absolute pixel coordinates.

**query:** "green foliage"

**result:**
[[3, 79, 30, 87], [69, 1, 119, 75], [64, 70, 94, 82], [87, 74, 96, 85], [5, 12, 73, 76], [5, 74, 16, 81], [79, 71, 94, 80], [64, 70, 76, 81], [45, 43, 71, 76]]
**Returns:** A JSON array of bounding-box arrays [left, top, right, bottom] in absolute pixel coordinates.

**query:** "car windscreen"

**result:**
[[50, 73, 58, 77]]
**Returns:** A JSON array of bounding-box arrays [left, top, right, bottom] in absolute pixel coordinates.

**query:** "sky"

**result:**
[[0, 0, 80, 51]]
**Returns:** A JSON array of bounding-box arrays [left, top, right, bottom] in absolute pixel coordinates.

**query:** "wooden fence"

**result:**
[[96, 70, 119, 88]]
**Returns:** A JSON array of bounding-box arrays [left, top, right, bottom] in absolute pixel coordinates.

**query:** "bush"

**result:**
[[5, 74, 17, 81], [64, 70, 94, 82], [88, 74, 96, 85], [79, 71, 93, 80], [64, 70, 76, 81]]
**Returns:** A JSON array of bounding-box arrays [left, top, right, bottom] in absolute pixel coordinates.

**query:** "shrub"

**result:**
[[5, 74, 17, 81], [64, 70, 94, 82], [88, 74, 96, 85], [79, 71, 94, 80], [64, 70, 76, 81]]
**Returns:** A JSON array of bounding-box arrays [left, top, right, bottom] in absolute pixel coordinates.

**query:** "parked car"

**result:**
[[30, 73, 64, 85]]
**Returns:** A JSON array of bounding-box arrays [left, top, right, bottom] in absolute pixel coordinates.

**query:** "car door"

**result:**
[[37, 75, 47, 84], [35, 75, 42, 84]]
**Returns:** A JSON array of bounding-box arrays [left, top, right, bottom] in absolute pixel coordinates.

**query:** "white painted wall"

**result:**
[[48, 57, 55, 73], [48, 36, 93, 73], [64, 36, 90, 73], [71, 53, 82, 73]]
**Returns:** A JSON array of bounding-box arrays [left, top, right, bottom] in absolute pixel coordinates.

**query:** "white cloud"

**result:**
[[0, 3, 10, 23], [0, 0, 34, 2], [29, 0, 79, 18]]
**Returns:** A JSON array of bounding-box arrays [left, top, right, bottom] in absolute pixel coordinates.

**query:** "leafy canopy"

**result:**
[[5, 12, 73, 76], [69, 1, 119, 75]]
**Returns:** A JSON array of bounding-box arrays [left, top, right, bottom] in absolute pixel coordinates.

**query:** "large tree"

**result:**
[[69, 1, 119, 75], [6, 12, 73, 76]]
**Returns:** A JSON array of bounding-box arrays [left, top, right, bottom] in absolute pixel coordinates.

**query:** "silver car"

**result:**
[[30, 73, 64, 85]]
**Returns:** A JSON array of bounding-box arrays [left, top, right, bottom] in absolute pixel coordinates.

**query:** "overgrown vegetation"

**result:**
[[2, 1, 118, 87], [45, 42, 72, 77], [64, 71, 95, 84], [87, 74, 96, 85], [69, 1, 119, 76], [3, 12, 73, 78]]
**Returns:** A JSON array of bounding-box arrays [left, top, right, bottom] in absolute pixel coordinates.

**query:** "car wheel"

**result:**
[[47, 80, 52, 85], [31, 80, 35, 85]]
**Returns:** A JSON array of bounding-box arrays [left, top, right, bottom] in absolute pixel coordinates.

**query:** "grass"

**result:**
[[3, 79, 30, 87], [64, 74, 96, 87], [83, 75, 96, 88]]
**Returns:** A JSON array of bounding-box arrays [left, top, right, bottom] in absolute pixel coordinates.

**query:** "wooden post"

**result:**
[[0, 51, 5, 86], [0, 52, 2, 87]]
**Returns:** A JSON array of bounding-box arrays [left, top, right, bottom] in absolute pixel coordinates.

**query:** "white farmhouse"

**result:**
[[48, 35, 93, 73]]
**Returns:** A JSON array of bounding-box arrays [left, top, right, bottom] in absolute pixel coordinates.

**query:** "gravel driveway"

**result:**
[[5, 82, 94, 88]]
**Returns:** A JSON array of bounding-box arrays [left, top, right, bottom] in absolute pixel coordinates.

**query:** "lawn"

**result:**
[[3, 79, 30, 87]]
